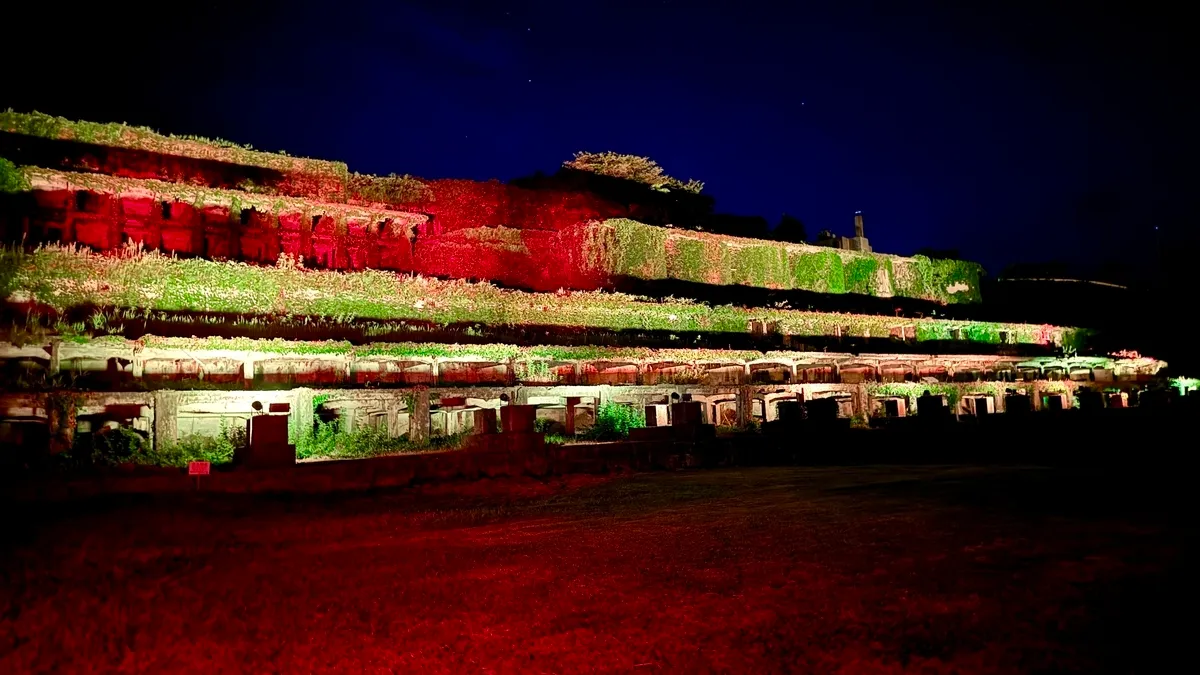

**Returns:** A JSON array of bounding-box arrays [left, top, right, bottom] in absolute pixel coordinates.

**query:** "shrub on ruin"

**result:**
[[348, 172, 433, 205], [564, 151, 703, 194], [585, 402, 645, 440], [151, 424, 245, 466], [85, 426, 148, 466]]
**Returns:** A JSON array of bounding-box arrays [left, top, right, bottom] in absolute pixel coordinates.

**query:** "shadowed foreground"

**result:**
[[1, 466, 1194, 673]]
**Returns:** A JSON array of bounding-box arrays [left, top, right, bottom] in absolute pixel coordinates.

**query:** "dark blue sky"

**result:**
[[4, 1, 1193, 276]]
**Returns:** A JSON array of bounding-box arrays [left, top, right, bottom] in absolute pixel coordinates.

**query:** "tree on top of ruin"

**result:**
[[564, 151, 704, 194]]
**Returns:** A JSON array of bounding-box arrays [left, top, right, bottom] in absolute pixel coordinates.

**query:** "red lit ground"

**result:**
[[1, 466, 1193, 673]]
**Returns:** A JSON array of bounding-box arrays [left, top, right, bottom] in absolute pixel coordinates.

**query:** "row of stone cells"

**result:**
[[20, 188, 617, 291], [28, 190, 419, 270], [17, 357, 1121, 389]]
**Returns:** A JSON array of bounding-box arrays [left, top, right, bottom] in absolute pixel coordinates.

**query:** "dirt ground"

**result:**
[[1, 465, 1195, 673]]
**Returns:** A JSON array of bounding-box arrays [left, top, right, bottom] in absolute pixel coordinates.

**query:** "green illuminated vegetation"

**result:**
[[601, 220, 984, 304], [0, 156, 29, 193], [4, 245, 1070, 347], [585, 402, 646, 440], [565, 151, 704, 194], [1, 110, 348, 182], [297, 423, 466, 461]]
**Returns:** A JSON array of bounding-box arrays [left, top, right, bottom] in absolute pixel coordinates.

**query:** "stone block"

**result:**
[[238, 415, 295, 469], [670, 401, 703, 426], [775, 400, 803, 423], [472, 408, 498, 434], [629, 426, 673, 443], [645, 404, 669, 427], [501, 404, 536, 433]]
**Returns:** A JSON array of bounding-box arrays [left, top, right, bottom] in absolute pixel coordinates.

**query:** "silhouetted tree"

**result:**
[[705, 213, 769, 238], [773, 213, 808, 243], [914, 247, 961, 260]]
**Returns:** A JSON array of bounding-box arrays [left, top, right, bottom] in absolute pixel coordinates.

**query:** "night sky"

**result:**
[[3, 1, 1193, 277]]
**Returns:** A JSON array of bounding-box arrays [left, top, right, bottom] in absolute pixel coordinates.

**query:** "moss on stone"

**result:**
[[668, 238, 708, 283], [612, 219, 667, 278], [843, 257, 879, 296]]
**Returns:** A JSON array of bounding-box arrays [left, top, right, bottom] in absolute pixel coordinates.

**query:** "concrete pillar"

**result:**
[[386, 400, 401, 437], [291, 388, 314, 443], [472, 408, 498, 434], [565, 396, 581, 436], [242, 357, 256, 387], [736, 386, 753, 426], [409, 386, 430, 443], [153, 390, 180, 451], [132, 358, 144, 378], [49, 340, 61, 374], [853, 384, 869, 418]]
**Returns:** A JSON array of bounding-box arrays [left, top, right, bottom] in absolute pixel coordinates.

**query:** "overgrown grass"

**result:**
[[2, 110, 346, 179], [154, 426, 244, 466], [5, 245, 1065, 347], [62, 423, 244, 468], [296, 421, 467, 461]]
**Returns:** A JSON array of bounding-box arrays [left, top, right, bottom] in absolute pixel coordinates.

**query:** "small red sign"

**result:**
[[188, 461, 211, 476]]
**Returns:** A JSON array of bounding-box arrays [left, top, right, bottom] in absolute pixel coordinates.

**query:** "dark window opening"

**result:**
[[998, 330, 1010, 344], [161, 201, 172, 220], [950, 327, 963, 340], [240, 209, 252, 226], [312, 215, 322, 228], [74, 191, 89, 211]]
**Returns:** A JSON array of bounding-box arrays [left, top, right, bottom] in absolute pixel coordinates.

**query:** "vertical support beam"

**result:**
[[48, 339, 61, 374], [152, 390, 180, 451], [565, 396, 580, 437], [409, 386, 430, 444], [189, 204, 205, 257], [148, 198, 163, 250], [853, 383, 869, 419], [108, 195, 122, 250], [291, 388, 314, 444], [736, 386, 753, 427], [242, 357, 256, 388], [131, 358, 144, 379], [386, 398, 401, 438]]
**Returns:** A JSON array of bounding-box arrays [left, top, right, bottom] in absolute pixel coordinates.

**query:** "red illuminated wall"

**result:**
[[397, 179, 628, 234]]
